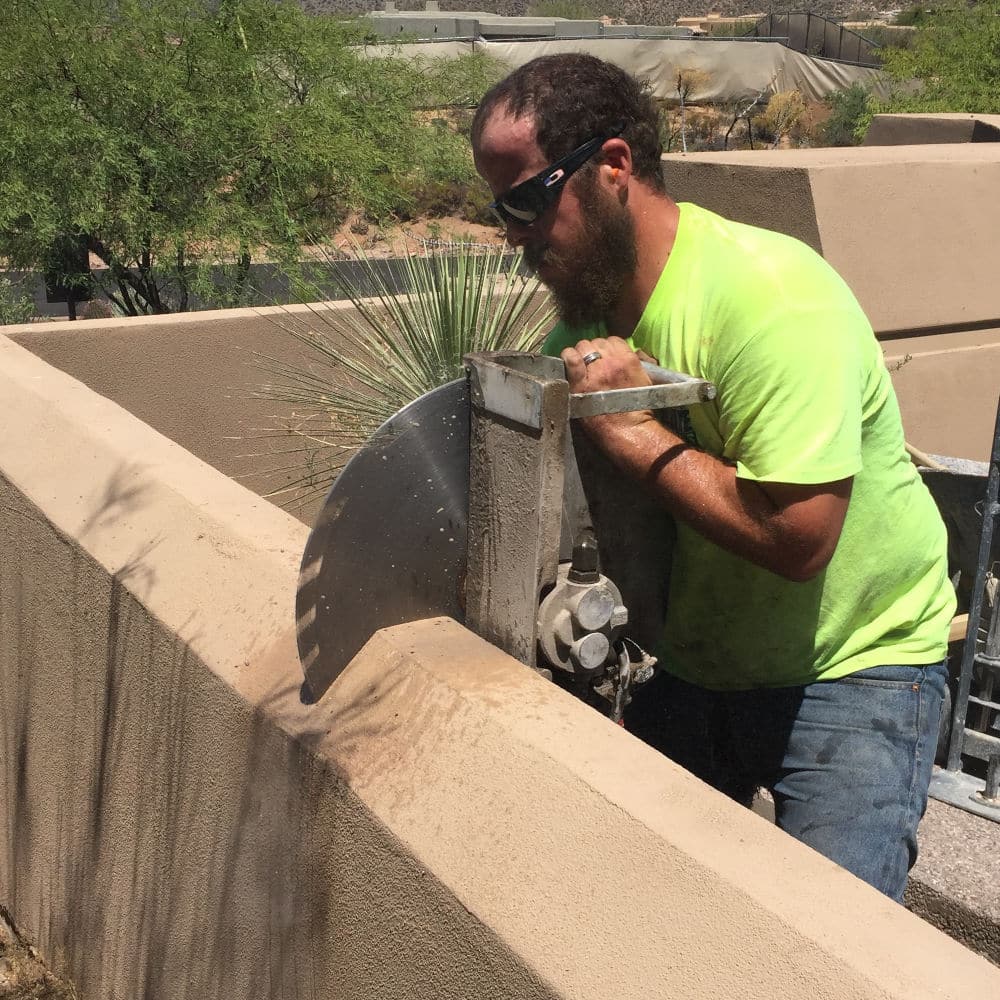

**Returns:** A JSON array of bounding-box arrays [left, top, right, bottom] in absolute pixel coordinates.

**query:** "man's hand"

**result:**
[[560, 336, 850, 583], [561, 336, 656, 435], [561, 335, 648, 392]]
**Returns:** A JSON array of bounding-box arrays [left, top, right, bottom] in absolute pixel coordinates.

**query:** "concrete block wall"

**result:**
[[3, 332, 1000, 998]]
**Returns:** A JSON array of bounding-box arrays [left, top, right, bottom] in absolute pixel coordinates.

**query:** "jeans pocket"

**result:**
[[839, 664, 931, 689], [839, 662, 948, 697]]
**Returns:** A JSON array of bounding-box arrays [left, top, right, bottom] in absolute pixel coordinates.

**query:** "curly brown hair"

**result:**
[[472, 53, 665, 192]]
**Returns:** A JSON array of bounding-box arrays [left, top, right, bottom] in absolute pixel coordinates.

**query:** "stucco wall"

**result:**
[[7, 288, 552, 527], [0, 333, 551, 999], [663, 144, 1000, 336], [3, 333, 1000, 998], [6, 303, 345, 526], [662, 143, 1000, 461], [864, 113, 1000, 146]]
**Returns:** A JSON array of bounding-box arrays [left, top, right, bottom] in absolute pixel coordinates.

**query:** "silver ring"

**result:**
[[581, 351, 602, 366]]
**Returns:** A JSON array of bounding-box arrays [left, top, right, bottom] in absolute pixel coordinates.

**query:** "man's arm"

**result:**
[[563, 336, 852, 583]]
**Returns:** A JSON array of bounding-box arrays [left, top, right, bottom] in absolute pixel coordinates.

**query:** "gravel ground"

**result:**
[[0, 908, 76, 1000]]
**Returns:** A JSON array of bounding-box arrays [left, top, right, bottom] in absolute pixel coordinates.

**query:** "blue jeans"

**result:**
[[624, 662, 948, 902]]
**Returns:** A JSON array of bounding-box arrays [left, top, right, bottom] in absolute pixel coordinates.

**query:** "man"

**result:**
[[471, 53, 955, 901]]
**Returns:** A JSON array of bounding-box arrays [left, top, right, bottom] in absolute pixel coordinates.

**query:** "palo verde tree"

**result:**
[[879, 1, 1000, 113], [0, 0, 498, 315]]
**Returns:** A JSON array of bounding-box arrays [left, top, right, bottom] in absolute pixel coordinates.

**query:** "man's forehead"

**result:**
[[475, 108, 541, 161]]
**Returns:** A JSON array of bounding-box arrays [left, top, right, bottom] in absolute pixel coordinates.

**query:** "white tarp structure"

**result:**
[[361, 38, 889, 103]]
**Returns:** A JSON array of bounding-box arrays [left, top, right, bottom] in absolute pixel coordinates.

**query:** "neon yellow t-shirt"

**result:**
[[544, 202, 955, 690]]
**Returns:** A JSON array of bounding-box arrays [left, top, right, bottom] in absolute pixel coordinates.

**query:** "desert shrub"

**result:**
[[0, 275, 34, 325], [894, 4, 934, 26], [257, 244, 555, 502], [527, 0, 602, 18], [861, 25, 915, 51], [755, 90, 807, 147], [821, 83, 874, 146]]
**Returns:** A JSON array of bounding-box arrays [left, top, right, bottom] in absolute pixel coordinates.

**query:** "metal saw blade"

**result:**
[[296, 379, 469, 701]]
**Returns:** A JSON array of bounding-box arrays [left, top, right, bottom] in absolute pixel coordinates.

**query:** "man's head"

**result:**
[[471, 54, 664, 193], [471, 54, 664, 328]]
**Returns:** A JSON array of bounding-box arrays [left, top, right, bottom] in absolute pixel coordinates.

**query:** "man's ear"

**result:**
[[602, 141, 631, 185]]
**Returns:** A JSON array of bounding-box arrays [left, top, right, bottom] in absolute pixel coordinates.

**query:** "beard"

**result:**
[[524, 178, 638, 330]]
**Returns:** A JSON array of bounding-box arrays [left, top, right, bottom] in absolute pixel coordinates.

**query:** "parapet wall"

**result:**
[[6, 303, 344, 525], [3, 334, 1000, 998], [663, 143, 1000, 460], [864, 113, 1000, 146]]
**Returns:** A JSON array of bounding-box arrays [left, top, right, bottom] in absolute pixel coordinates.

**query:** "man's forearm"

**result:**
[[582, 412, 838, 582]]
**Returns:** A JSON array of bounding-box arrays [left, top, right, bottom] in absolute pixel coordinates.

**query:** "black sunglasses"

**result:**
[[489, 121, 627, 228]]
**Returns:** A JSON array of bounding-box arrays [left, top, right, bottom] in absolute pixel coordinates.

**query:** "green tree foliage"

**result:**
[[0, 0, 502, 314], [880, 2, 1000, 112], [0, 277, 35, 326], [894, 4, 934, 27], [822, 83, 875, 146]]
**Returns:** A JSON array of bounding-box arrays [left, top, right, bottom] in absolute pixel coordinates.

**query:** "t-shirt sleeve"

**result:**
[[714, 306, 868, 485]]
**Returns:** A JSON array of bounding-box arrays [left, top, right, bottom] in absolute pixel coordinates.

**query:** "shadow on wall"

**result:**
[[0, 459, 387, 1000]]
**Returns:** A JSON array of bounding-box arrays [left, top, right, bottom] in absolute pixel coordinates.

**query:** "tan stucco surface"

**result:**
[[662, 144, 1000, 461], [6, 286, 553, 529], [4, 334, 1000, 997], [864, 113, 1000, 146], [884, 327, 1000, 462], [6, 303, 349, 527], [0, 333, 551, 999], [664, 144, 1000, 336]]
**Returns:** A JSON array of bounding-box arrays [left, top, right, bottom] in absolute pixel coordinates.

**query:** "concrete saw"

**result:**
[[297, 351, 715, 713]]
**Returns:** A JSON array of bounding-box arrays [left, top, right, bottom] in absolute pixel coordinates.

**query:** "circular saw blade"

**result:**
[[296, 380, 470, 701]]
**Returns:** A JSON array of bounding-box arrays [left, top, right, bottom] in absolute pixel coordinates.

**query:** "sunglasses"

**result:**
[[489, 121, 626, 228]]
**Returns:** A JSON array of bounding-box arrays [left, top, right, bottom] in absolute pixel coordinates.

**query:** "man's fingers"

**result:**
[[561, 345, 581, 381], [561, 341, 593, 388], [563, 337, 649, 391]]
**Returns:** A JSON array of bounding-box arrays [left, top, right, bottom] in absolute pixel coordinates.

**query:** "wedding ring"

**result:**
[[581, 351, 602, 366]]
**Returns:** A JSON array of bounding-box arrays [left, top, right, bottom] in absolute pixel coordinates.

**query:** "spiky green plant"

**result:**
[[256, 242, 555, 507]]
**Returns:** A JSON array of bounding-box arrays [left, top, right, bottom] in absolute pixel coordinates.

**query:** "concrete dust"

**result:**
[[0, 908, 75, 1000]]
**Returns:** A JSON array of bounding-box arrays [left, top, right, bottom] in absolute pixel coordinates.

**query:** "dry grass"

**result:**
[[0, 909, 76, 1000]]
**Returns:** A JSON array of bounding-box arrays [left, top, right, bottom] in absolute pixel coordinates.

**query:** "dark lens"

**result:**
[[489, 204, 510, 227], [498, 200, 540, 225], [501, 179, 553, 225]]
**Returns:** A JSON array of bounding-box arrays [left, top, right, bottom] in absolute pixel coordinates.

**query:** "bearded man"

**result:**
[[471, 53, 955, 902]]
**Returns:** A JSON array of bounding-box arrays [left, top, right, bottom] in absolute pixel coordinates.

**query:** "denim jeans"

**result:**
[[623, 661, 948, 902]]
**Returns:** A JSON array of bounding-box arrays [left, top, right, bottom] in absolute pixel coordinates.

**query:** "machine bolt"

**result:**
[[575, 586, 615, 632], [568, 529, 600, 583], [570, 632, 611, 672], [633, 662, 656, 685]]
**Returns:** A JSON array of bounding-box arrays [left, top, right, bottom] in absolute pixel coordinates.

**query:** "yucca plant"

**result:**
[[255, 241, 555, 507]]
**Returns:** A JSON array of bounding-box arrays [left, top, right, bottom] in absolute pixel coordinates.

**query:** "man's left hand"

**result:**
[[561, 336, 651, 393]]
